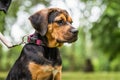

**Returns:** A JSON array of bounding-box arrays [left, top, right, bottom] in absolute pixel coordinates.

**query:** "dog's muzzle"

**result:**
[[68, 28, 78, 43], [70, 28, 78, 35]]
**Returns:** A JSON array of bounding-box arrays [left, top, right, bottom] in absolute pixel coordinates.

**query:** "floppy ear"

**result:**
[[29, 9, 49, 36]]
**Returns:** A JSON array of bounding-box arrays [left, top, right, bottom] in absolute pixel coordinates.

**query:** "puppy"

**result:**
[[6, 8, 78, 80]]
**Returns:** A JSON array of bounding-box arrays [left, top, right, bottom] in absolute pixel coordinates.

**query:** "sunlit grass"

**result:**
[[62, 72, 120, 80], [0, 72, 8, 80], [0, 72, 120, 80]]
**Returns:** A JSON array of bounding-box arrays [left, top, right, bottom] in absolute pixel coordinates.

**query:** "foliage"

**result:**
[[60, 27, 86, 71], [0, 0, 50, 71], [0, 12, 5, 33], [90, 0, 120, 70], [0, 0, 120, 72]]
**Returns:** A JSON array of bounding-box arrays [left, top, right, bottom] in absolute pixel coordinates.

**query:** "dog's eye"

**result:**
[[56, 20, 64, 25]]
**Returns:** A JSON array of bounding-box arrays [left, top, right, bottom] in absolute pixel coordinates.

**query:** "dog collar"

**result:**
[[27, 34, 44, 46]]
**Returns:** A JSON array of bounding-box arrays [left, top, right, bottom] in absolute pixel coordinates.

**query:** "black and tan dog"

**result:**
[[6, 8, 78, 80]]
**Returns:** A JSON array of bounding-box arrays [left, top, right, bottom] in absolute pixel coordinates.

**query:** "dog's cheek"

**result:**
[[51, 30, 58, 39], [49, 24, 58, 39], [53, 29, 64, 40], [48, 24, 53, 33], [46, 25, 57, 40]]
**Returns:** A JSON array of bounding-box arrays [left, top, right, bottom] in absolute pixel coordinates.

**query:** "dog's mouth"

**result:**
[[57, 28, 78, 43], [67, 34, 78, 43], [57, 33, 78, 43]]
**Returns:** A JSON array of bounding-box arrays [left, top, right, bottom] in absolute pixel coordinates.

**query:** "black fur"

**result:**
[[29, 12, 48, 36], [6, 33, 62, 80], [48, 11, 60, 23], [0, 0, 12, 13], [6, 9, 65, 80]]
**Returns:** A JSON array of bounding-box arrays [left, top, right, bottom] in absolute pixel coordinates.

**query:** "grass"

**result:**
[[0, 72, 8, 80], [62, 72, 120, 80], [0, 71, 120, 80]]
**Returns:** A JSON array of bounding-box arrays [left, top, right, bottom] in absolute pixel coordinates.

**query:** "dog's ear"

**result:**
[[29, 9, 49, 36]]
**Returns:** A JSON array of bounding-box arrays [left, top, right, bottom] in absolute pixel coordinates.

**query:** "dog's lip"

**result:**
[[57, 39, 65, 43], [67, 36, 78, 43], [57, 34, 78, 43]]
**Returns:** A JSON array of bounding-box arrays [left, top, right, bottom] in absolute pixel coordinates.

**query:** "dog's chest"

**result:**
[[28, 47, 62, 80], [28, 62, 62, 80]]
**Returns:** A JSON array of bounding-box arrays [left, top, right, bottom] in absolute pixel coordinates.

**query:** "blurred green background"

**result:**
[[0, 0, 120, 80]]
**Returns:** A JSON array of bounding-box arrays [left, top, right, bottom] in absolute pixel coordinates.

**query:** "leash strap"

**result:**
[[10, 33, 43, 47]]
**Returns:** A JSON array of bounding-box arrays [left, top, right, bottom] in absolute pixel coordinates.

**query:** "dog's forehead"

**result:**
[[49, 8, 72, 21], [35, 8, 72, 23]]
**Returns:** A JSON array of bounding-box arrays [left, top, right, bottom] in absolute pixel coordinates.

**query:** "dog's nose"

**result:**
[[70, 28, 78, 34]]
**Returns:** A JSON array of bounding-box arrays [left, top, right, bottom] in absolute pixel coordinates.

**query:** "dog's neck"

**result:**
[[46, 38, 63, 48], [46, 33, 63, 48]]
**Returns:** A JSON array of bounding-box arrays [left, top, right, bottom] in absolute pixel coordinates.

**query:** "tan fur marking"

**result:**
[[54, 66, 62, 80], [46, 23, 63, 48], [28, 62, 53, 80], [54, 14, 67, 22], [28, 62, 62, 80], [46, 13, 73, 48], [67, 16, 72, 23]]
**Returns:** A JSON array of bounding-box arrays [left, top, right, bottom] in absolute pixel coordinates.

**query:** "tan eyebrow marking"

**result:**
[[54, 14, 66, 21]]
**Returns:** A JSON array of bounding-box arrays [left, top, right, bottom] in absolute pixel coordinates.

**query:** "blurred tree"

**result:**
[[84, 58, 94, 72], [61, 27, 86, 71], [0, 0, 50, 71], [6, 46, 22, 70], [1, 0, 120, 72], [0, 12, 5, 33], [91, 0, 120, 70]]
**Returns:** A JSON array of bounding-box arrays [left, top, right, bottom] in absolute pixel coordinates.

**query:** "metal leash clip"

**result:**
[[11, 35, 28, 47]]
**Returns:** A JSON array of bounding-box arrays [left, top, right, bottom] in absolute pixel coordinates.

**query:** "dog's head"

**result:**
[[29, 8, 78, 47]]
